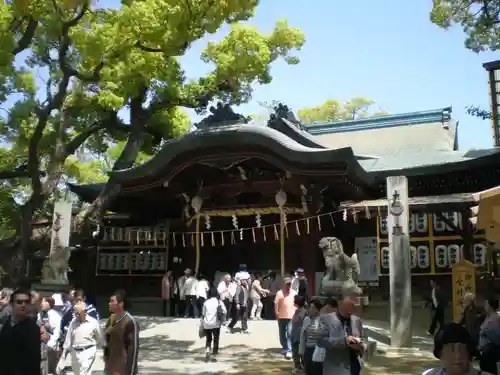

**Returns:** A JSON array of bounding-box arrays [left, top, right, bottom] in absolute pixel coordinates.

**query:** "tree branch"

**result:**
[[28, 3, 92, 205], [12, 16, 38, 55], [147, 79, 234, 116], [64, 111, 120, 155], [55, 3, 104, 82]]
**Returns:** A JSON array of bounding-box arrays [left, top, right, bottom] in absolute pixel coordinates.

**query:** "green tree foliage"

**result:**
[[0, 0, 305, 279], [297, 98, 388, 124], [430, 0, 500, 52], [71, 1, 305, 225]]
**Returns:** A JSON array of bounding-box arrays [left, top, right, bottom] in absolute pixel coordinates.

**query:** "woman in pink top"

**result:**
[[275, 278, 296, 359]]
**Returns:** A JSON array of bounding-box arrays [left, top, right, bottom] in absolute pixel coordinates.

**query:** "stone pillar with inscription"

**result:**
[[387, 176, 412, 348], [452, 260, 476, 322]]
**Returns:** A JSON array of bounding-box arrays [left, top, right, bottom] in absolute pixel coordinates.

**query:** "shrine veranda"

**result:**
[[61, 106, 500, 314]]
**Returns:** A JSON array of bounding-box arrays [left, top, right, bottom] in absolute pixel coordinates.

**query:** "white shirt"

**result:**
[[38, 309, 62, 350], [431, 288, 437, 308], [217, 281, 237, 300], [196, 279, 209, 299], [175, 276, 187, 299], [235, 271, 250, 282], [184, 276, 198, 296], [63, 315, 104, 350], [202, 297, 227, 329], [291, 276, 300, 293]]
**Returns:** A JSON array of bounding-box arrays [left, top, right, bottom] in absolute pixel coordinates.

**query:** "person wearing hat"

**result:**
[[275, 277, 297, 359], [234, 264, 250, 284], [422, 322, 494, 375]]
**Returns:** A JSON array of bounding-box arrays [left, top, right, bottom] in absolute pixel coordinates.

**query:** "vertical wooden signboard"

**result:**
[[452, 260, 476, 322]]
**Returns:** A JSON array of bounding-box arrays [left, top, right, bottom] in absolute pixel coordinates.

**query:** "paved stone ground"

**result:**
[[83, 315, 438, 375]]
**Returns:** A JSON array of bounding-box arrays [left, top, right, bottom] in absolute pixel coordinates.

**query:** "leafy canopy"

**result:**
[[297, 97, 389, 124], [0, 0, 305, 236], [430, 0, 500, 52]]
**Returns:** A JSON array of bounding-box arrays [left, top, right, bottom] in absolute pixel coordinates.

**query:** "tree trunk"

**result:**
[[4, 162, 65, 285], [75, 92, 149, 231]]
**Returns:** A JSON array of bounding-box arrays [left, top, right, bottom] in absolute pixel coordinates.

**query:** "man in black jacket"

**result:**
[[428, 279, 446, 336], [0, 287, 41, 375]]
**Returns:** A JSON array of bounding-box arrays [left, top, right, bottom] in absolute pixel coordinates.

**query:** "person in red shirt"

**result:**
[[275, 278, 296, 359]]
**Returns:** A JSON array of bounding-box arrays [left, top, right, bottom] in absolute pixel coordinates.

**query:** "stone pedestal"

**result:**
[[31, 282, 68, 297]]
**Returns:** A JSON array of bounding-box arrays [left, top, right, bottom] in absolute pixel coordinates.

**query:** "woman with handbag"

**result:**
[[201, 287, 227, 362], [299, 299, 324, 375]]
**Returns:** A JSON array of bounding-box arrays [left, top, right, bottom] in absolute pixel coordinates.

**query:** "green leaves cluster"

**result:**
[[0, 0, 306, 241], [297, 98, 389, 124], [430, 0, 500, 52]]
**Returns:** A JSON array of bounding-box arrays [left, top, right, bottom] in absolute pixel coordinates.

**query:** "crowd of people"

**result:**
[[0, 286, 139, 375], [427, 280, 500, 375], [0, 271, 498, 375], [193, 271, 500, 375]]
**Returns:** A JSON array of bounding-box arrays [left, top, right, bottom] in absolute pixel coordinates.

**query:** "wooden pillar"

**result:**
[[195, 215, 201, 275], [387, 176, 412, 348], [280, 210, 285, 277], [275, 190, 287, 278]]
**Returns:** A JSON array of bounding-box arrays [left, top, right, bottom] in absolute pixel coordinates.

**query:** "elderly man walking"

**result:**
[[60, 301, 104, 375]]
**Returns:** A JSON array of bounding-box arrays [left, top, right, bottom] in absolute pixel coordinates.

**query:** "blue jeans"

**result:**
[[277, 319, 291, 352]]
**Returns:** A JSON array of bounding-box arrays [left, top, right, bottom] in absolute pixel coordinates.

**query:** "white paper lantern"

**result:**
[[380, 216, 388, 235], [275, 190, 287, 207], [447, 244, 461, 265], [473, 244, 486, 265], [409, 214, 416, 233], [433, 214, 447, 232], [191, 196, 203, 213], [410, 246, 417, 268], [435, 245, 449, 267], [381, 247, 390, 269], [415, 213, 428, 233], [417, 246, 430, 268]]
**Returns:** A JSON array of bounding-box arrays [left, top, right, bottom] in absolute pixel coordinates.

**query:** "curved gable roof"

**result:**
[[109, 123, 373, 185]]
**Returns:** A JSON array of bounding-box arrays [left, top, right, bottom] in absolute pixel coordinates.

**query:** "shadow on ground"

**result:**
[[139, 334, 197, 362], [217, 349, 439, 375], [365, 327, 433, 351], [135, 315, 181, 330]]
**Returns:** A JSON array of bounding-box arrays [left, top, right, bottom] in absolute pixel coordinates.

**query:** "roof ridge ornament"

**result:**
[[196, 102, 249, 129], [268, 102, 305, 131]]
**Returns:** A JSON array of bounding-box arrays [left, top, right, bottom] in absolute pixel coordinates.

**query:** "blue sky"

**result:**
[[177, 0, 498, 150], [5, 0, 499, 151]]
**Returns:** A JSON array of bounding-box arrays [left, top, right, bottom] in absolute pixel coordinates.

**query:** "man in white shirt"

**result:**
[[183, 270, 198, 318], [234, 264, 250, 284], [217, 274, 237, 324], [60, 301, 104, 375], [196, 275, 210, 318], [174, 269, 189, 317]]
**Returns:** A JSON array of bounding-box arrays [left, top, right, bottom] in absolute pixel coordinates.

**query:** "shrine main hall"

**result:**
[[67, 105, 500, 310]]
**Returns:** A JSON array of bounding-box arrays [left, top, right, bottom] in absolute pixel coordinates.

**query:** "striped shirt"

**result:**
[[303, 316, 323, 347]]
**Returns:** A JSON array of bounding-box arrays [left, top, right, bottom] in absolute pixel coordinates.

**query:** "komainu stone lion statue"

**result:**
[[319, 237, 362, 297], [41, 246, 71, 284]]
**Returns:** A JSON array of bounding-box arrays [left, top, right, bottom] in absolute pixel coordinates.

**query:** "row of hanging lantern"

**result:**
[[379, 212, 463, 235], [380, 243, 486, 269], [98, 206, 365, 245], [98, 251, 167, 272]]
